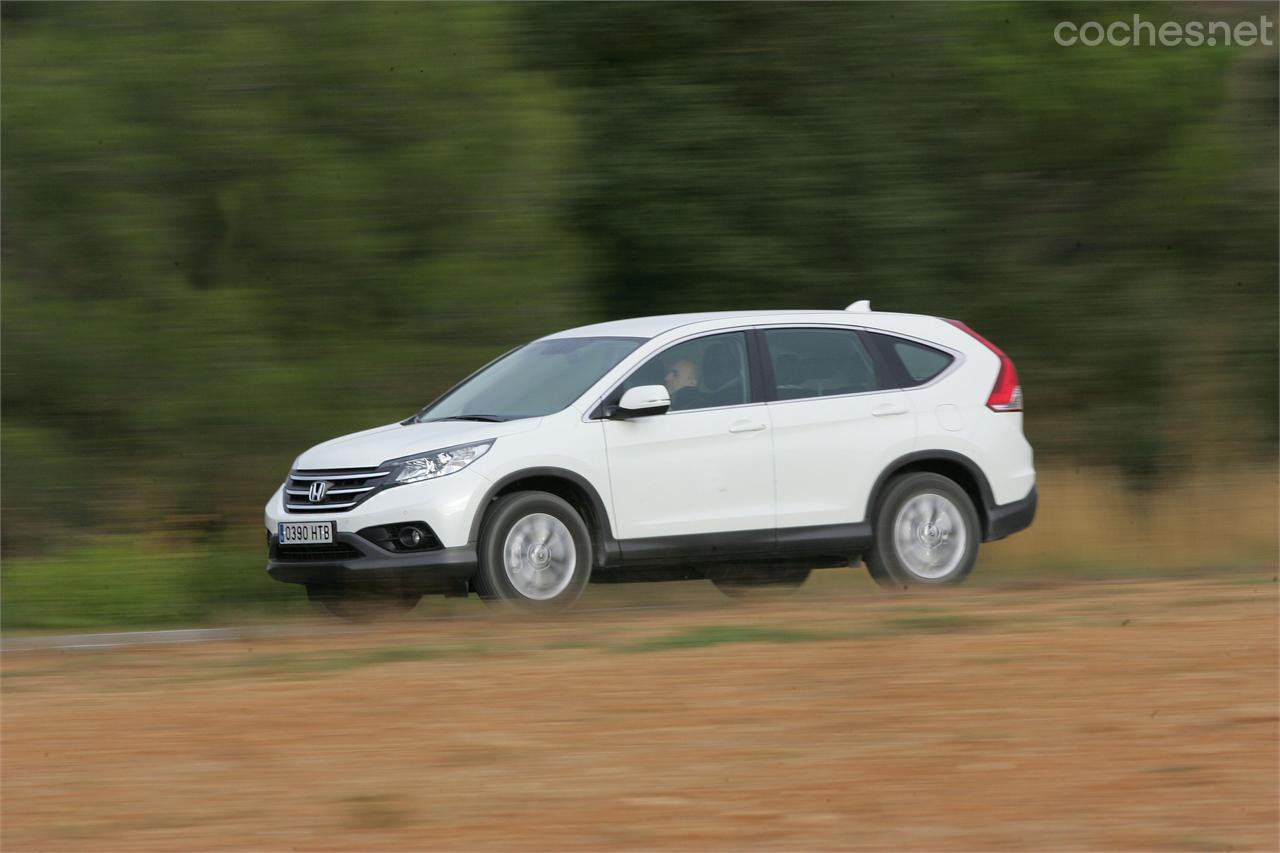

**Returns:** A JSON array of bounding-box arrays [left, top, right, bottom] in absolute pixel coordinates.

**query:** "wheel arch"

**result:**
[[470, 467, 619, 567], [866, 451, 996, 540]]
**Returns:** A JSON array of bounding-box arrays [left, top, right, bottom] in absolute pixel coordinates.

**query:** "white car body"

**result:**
[[265, 305, 1036, 605]]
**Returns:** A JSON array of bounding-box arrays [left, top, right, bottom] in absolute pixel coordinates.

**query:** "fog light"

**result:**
[[398, 526, 425, 549]]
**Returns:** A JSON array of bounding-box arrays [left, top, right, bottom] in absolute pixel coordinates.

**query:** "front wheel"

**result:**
[[473, 491, 593, 613], [867, 472, 980, 590]]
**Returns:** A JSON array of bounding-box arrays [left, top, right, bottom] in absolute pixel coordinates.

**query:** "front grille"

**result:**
[[274, 542, 363, 562], [284, 467, 391, 513]]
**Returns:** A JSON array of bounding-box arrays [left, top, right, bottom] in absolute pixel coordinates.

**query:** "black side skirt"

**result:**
[[606, 517, 870, 578]]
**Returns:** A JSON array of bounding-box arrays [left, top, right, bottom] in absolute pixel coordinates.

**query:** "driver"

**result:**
[[664, 358, 700, 410], [664, 358, 699, 394]]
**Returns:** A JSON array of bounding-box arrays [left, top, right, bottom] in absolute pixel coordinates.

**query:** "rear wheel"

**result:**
[[867, 472, 979, 590], [710, 565, 811, 599], [473, 491, 592, 613]]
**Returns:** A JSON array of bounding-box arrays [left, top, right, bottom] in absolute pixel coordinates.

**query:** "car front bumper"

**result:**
[[266, 532, 477, 593], [264, 467, 491, 549]]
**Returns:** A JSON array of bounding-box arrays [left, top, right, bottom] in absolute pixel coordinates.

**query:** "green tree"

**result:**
[[523, 2, 1277, 477], [2, 2, 589, 550]]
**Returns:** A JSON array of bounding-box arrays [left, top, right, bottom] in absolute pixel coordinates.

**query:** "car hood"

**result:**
[[293, 418, 541, 470]]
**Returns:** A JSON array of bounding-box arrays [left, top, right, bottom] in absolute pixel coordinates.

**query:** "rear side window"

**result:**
[[763, 328, 881, 400], [871, 334, 954, 386]]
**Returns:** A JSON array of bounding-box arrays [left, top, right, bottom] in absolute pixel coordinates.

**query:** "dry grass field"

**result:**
[[3, 571, 1276, 851], [977, 466, 1278, 576]]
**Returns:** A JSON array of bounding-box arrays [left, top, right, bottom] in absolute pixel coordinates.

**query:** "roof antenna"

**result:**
[[845, 300, 871, 313]]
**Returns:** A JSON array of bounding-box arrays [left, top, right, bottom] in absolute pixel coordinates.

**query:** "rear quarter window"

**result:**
[[878, 336, 955, 386]]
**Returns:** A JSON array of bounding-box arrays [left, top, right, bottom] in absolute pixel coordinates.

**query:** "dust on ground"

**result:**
[[3, 573, 1277, 851]]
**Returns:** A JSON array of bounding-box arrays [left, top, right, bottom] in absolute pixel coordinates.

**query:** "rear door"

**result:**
[[762, 326, 917, 530]]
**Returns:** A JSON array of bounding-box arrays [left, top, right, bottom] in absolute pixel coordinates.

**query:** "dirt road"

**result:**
[[3, 574, 1277, 851]]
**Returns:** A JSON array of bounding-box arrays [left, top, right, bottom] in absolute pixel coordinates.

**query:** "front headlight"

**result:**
[[390, 441, 493, 485]]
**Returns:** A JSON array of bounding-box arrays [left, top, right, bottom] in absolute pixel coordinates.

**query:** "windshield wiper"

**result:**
[[424, 414, 511, 423]]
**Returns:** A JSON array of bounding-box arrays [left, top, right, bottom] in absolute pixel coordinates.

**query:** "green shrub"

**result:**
[[1, 535, 305, 631]]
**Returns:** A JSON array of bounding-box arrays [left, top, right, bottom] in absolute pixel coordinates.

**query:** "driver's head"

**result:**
[[664, 358, 699, 394]]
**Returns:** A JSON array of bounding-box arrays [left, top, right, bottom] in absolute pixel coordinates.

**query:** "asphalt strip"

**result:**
[[0, 624, 363, 654]]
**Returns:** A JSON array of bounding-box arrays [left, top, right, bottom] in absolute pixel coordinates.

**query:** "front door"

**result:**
[[601, 331, 775, 544]]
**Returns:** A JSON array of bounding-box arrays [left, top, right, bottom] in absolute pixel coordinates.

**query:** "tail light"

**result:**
[[946, 319, 1023, 412]]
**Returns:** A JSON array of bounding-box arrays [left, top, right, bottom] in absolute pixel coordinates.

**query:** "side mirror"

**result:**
[[613, 385, 671, 418]]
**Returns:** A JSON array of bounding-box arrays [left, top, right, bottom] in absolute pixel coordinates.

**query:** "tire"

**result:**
[[472, 491, 593, 613], [866, 472, 980, 590], [313, 588, 421, 622], [710, 565, 811, 599]]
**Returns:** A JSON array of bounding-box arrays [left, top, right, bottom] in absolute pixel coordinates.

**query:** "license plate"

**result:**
[[278, 521, 335, 545]]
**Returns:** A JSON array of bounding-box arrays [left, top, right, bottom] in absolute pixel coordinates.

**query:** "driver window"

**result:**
[[621, 332, 751, 412]]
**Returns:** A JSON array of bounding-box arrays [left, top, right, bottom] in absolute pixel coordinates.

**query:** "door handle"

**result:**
[[728, 421, 767, 434], [872, 404, 909, 417]]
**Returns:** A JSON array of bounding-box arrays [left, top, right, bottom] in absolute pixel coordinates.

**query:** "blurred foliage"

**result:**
[[0, 535, 306, 630], [2, 2, 589, 553], [522, 2, 1277, 476], [1, 1, 1276, 607]]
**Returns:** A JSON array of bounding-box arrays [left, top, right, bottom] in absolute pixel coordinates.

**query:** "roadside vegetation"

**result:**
[[3, 465, 1273, 632]]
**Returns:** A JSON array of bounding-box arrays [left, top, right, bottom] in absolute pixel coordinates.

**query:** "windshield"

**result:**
[[416, 336, 644, 422]]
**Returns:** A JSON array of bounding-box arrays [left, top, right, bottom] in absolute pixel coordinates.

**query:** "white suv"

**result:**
[[265, 303, 1036, 616]]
